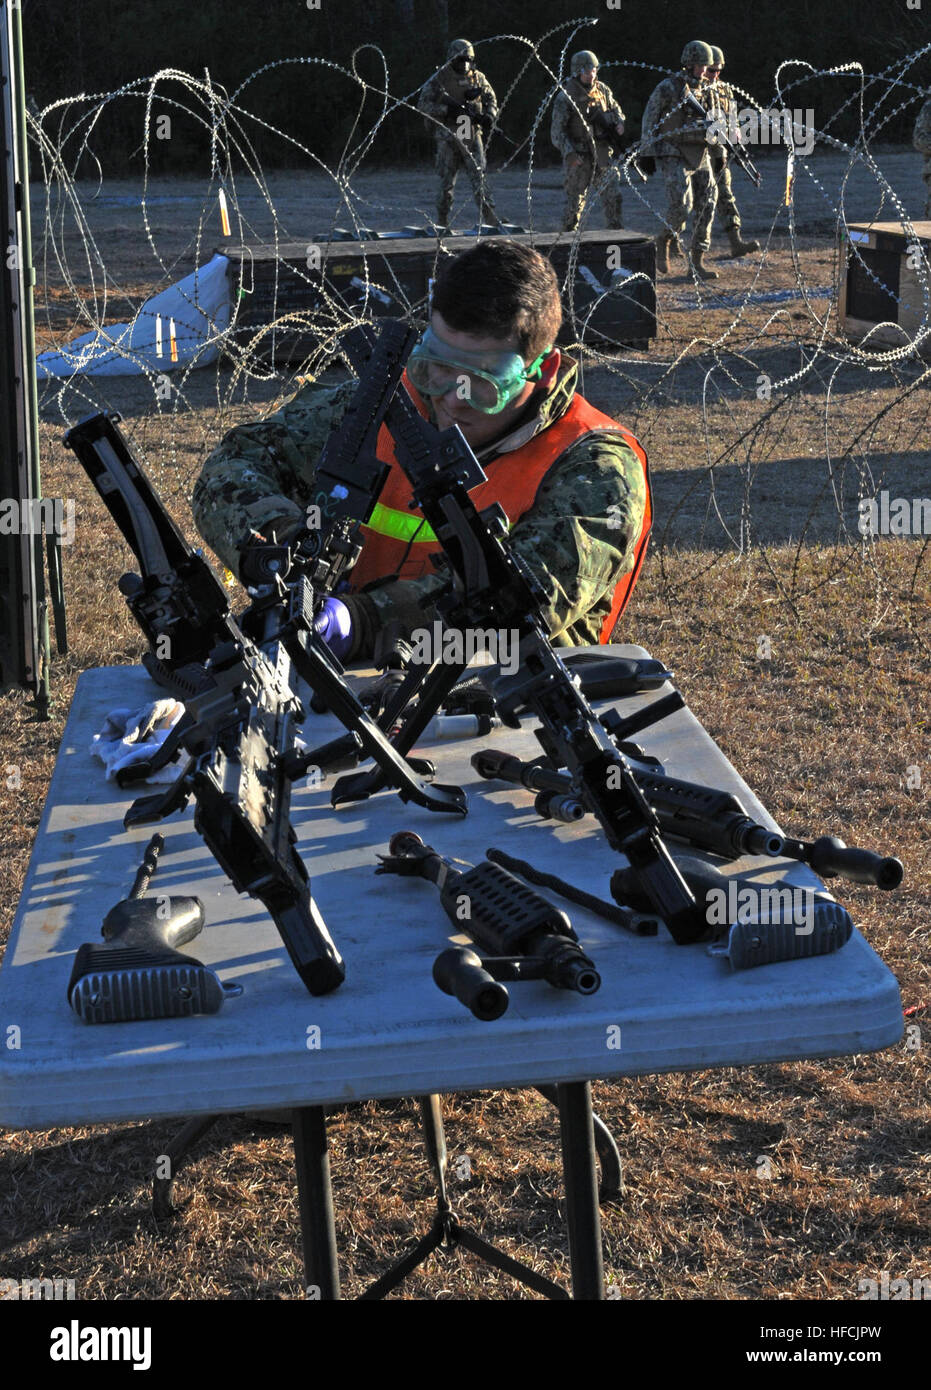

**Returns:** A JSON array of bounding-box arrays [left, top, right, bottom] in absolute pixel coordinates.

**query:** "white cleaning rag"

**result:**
[[90, 699, 186, 783]]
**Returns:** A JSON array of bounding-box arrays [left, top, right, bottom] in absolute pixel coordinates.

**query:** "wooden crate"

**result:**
[[839, 220, 931, 353], [224, 228, 656, 367]]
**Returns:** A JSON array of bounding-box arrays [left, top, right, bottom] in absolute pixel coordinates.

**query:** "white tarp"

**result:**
[[36, 252, 231, 378]]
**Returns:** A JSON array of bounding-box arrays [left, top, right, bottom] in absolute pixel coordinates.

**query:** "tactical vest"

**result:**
[[431, 66, 485, 134], [564, 76, 614, 148], [657, 74, 708, 166], [349, 379, 653, 643]]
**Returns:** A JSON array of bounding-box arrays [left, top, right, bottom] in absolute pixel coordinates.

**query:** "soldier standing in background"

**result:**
[[417, 38, 503, 233], [550, 50, 626, 231], [640, 40, 719, 280], [700, 46, 760, 257], [914, 93, 931, 219]]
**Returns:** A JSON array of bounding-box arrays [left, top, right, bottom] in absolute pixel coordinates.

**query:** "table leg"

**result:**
[[292, 1105, 340, 1300], [556, 1081, 605, 1300]]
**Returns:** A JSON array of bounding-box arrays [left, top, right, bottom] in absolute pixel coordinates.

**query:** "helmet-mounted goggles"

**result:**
[[407, 326, 550, 415]]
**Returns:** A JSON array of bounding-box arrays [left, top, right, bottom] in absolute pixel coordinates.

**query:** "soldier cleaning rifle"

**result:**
[[192, 241, 652, 661]]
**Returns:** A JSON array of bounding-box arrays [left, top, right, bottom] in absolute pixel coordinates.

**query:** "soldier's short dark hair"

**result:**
[[432, 241, 562, 360]]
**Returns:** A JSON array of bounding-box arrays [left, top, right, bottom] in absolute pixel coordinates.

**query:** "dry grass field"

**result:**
[[1, 157, 929, 1306]]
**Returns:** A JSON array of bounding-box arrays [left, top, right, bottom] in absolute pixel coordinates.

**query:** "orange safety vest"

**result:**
[[349, 380, 652, 643]]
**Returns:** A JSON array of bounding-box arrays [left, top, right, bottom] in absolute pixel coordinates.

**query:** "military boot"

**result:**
[[654, 233, 675, 274], [727, 225, 761, 257], [690, 247, 719, 281]]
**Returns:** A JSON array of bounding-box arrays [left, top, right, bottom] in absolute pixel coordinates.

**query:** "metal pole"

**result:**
[[0, 0, 54, 712], [292, 1106, 341, 1300], [556, 1081, 605, 1300]]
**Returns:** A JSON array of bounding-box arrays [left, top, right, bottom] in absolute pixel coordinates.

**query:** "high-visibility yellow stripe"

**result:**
[[364, 502, 436, 544]]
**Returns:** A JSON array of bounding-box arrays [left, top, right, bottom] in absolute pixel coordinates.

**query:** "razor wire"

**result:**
[[23, 31, 931, 650]]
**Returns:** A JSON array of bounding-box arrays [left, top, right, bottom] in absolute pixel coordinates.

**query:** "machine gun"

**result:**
[[684, 87, 762, 188], [472, 749, 784, 858], [324, 334, 707, 945], [376, 831, 600, 1020], [470, 748, 904, 890], [63, 327, 471, 997]]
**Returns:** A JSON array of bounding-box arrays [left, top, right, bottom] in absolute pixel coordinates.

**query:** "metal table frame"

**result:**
[[153, 1082, 616, 1300]]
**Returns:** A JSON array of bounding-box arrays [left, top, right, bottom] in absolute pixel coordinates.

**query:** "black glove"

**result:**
[[479, 111, 493, 136]]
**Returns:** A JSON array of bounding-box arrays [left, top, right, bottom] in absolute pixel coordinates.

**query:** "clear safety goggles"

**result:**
[[407, 326, 550, 415]]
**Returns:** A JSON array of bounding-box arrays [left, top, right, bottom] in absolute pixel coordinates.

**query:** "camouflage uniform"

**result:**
[[551, 73, 626, 230], [192, 360, 648, 652], [914, 96, 931, 219], [417, 43, 501, 229], [640, 71, 717, 251], [706, 81, 740, 232], [700, 48, 759, 257]]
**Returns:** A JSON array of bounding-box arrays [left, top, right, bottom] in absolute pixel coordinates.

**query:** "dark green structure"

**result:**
[[0, 0, 64, 713]]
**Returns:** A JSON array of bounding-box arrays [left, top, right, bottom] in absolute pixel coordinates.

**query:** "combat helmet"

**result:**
[[447, 38, 475, 64], [570, 50, 599, 76], [680, 40, 714, 69], [710, 46, 725, 69]]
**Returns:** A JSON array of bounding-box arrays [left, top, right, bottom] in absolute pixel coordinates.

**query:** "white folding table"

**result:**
[[0, 653, 903, 1298]]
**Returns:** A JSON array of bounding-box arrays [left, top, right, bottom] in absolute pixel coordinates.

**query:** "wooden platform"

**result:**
[[224, 228, 656, 365], [839, 219, 931, 353]]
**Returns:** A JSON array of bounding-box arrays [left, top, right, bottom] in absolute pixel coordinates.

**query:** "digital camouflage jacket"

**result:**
[[417, 63, 497, 148], [191, 358, 648, 654], [551, 76, 626, 161], [640, 73, 711, 170], [914, 97, 931, 157]]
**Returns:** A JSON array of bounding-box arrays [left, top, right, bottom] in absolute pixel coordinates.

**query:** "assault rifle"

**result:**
[[323, 333, 707, 945], [66, 412, 347, 994], [63, 325, 470, 996], [589, 105, 624, 145], [443, 86, 492, 137], [684, 87, 762, 188]]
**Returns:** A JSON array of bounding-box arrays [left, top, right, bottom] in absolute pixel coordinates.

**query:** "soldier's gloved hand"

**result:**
[[479, 111, 493, 136], [313, 597, 354, 660], [464, 100, 482, 120]]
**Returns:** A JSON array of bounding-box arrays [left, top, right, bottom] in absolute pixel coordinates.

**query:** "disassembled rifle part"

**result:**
[[376, 831, 601, 1020], [68, 834, 242, 1023]]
